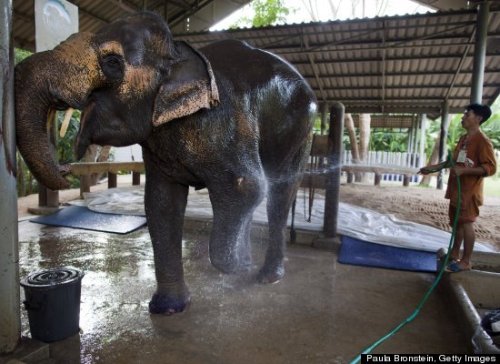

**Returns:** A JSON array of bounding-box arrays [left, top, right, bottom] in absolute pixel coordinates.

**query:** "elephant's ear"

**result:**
[[152, 41, 219, 126]]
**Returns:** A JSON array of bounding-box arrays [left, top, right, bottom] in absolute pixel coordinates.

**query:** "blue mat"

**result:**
[[338, 236, 437, 272], [30, 206, 147, 234]]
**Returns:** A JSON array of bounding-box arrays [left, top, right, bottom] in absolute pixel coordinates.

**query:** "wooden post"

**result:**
[[403, 175, 410, 187], [132, 172, 141, 186], [323, 102, 344, 238], [80, 175, 91, 198], [108, 172, 117, 188]]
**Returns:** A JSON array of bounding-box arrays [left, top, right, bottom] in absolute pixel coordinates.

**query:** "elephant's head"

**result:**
[[15, 12, 219, 190]]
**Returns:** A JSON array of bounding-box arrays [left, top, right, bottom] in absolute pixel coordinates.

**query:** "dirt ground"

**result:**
[[17, 180, 500, 251]]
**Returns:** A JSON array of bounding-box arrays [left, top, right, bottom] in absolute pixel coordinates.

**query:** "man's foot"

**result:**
[[445, 261, 471, 273]]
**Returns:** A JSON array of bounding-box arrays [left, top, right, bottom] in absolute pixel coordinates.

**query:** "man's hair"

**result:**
[[466, 103, 492, 125]]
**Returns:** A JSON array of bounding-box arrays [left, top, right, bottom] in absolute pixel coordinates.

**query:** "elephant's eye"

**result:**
[[101, 54, 124, 82]]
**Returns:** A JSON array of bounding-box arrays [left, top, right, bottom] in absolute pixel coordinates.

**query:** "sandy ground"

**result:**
[[17, 179, 500, 251]]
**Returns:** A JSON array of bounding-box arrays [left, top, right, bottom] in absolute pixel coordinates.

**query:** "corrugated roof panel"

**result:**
[[12, 4, 500, 119]]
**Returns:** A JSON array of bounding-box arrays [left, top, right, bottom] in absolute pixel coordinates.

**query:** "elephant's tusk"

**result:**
[[59, 108, 74, 138], [46, 108, 56, 133]]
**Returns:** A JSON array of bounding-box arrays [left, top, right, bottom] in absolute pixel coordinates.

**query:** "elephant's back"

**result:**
[[201, 40, 304, 89], [201, 40, 316, 177]]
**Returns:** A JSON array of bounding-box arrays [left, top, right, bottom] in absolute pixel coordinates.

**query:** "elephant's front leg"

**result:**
[[145, 175, 190, 315], [208, 173, 266, 274]]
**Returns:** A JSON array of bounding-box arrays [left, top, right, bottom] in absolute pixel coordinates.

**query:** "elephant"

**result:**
[[15, 12, 317, 315]]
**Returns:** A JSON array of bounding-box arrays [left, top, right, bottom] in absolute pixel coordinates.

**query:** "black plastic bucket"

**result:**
[[21, 267, 84, 342]]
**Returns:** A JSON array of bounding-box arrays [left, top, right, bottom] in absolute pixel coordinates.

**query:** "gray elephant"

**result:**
[[15, 12, 316, 314]]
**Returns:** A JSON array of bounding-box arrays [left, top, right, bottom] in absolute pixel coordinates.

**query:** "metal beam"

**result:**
[[303, 36, 327, 103], [149, 0, 191, 10], [169, 0, 215, 27], [13, 9, 31, 23], [271, 52, 499, 65], [309, 83, 500, 91], [445, 30, 476, 100], [299, 69, 500, 78], [316, 95, 477, 102], [70, 1, 111, 24], [107, 0, 138, 13], [380, 20, 386, 112]]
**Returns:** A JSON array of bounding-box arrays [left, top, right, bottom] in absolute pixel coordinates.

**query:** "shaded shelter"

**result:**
[[3, 0, 500, 355]]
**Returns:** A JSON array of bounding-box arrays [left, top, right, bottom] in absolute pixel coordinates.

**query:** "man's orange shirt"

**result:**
[[445, 130, 496, 212]]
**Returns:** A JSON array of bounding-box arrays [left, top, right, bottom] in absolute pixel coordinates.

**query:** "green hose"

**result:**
[[349, 153, 461, 364]]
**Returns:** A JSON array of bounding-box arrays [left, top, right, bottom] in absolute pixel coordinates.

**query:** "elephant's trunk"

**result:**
[[15, 32, 102, 190]]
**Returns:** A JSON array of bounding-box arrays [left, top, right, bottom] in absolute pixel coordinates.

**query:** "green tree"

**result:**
[[231, 0, 292, 28]]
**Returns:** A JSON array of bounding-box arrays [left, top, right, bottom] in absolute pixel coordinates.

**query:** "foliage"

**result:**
[[15, 48, 32, 64], [481, 114, 500, 150], [56, 110, 82, 188], [423, 101, 500, 178], [56, 110, 80, 164], [425, 103, 500, 155], [369, 129, 408, 152], [230, 0, 292, 28]]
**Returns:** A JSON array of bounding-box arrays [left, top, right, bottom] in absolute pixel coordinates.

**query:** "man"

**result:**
[[420, 103, 497, 272]]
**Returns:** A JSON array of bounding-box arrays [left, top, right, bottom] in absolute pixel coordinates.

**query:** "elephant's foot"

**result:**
[[210, 251, 253, 274], [149, 292, 191, 315], [257, 261, 285, 284]]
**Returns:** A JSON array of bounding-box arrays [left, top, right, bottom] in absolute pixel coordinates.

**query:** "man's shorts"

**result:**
[[448, 203, 479, 225]]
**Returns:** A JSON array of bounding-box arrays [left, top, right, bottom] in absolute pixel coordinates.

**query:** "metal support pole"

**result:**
[[412, 117, 419, 155], [0, 0, 21, 353], [323, 102, 344, 238], [407, 124, 414, 156], [418, 114, 427, 168], [437, 101, 450, 190], [471, 1, 490, 104], [320, 102, 328, 135]]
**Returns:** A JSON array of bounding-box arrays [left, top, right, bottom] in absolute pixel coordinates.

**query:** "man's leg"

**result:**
[[458, 222, 475, 269], [449, 224, 463, 262]]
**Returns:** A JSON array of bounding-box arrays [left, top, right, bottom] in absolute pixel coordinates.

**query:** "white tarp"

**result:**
[[81, 186, 493, 253]]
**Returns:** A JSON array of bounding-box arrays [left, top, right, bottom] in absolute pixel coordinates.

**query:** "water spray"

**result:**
[[349, 153, 461, 363]]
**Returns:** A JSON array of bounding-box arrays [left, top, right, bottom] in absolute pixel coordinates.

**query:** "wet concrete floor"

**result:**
[[6, 217, 467, 364]]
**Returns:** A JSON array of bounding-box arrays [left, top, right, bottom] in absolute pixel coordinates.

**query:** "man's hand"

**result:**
[[452, 166, 466, 176], [418, 167, 433, 175], [451, 166, 486, 177]]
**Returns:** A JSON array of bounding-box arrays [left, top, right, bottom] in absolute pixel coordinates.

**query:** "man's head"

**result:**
[[464, 103, 492, 125]]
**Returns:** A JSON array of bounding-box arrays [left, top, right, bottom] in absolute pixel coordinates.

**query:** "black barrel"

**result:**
[[21, 267, 84, 342]]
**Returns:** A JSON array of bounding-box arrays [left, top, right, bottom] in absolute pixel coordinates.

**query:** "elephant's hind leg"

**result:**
[[258, 177, 300, 284]]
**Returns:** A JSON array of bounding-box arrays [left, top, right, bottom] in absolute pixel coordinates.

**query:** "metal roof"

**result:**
[[175, 7, 500, 117], [12, 2, 500, 119], [13, 0, 252, 49]]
